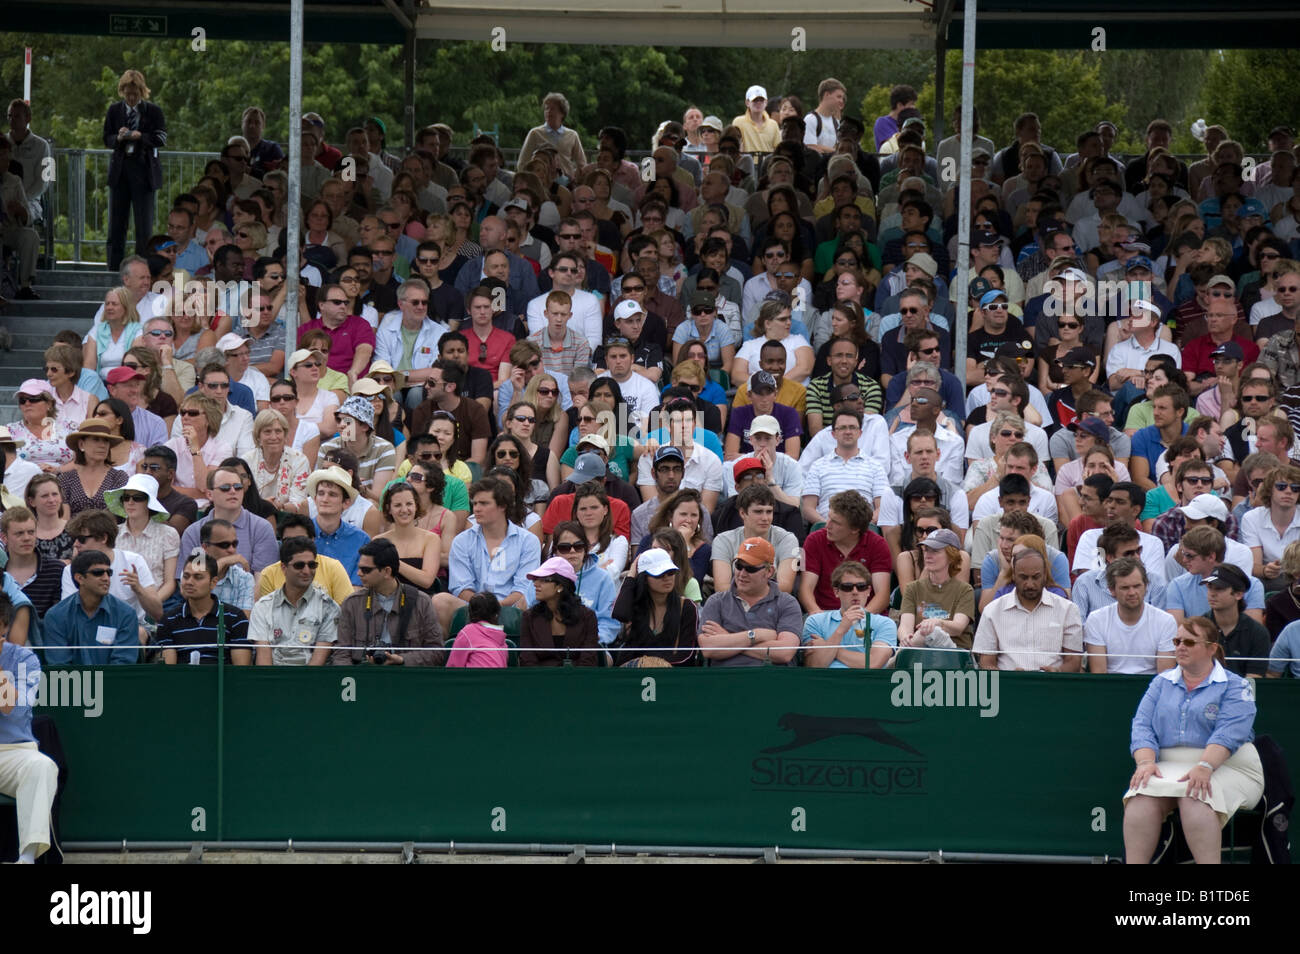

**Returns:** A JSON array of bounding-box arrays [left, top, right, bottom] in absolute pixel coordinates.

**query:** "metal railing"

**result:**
[[46, 148, 220, 264]]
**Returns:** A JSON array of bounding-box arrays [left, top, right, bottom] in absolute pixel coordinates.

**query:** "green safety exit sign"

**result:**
[[109, 14, 168, 36]]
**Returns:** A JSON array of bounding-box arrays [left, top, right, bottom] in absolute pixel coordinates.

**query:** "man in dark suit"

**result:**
[[103, 69, 166, 270]]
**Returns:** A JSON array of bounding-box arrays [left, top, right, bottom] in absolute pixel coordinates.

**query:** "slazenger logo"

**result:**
[[751, 713, 927, 796]]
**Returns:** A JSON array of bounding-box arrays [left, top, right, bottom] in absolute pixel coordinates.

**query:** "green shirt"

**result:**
[[399, 325, 420, 372]]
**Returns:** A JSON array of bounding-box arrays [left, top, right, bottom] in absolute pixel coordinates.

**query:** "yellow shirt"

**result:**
[[396, 458, 472, 485], [732, 378, 807, 416], [730, 113, 781, 154], [320, 367, 350, 395], [258, 554, 358, 606]]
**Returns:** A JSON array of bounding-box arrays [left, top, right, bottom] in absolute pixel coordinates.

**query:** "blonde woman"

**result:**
[[173, 288, 219, 362], [234, 222, 268, 272], [522, 375, 564, 487], [375, 482, 442, 592], [84, 286, 141, 379], [164, 393, 231, 497], [243, 409, 310, 512], [44, 343, 98, 429]]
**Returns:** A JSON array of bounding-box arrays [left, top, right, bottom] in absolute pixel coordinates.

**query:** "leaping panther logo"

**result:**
[[763, 712, 924, 756]]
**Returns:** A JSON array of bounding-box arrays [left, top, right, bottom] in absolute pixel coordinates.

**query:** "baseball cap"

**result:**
[[216, 332, 248, 353], [653, 445, 685, 466], [613, 299, 645, 321], [700, 115, 724, 133], [906, 252, 938, 277], [688, 290, 717, 312], [1206, 274, 1235, 291], [1059, 267, 1090, 283], [636, 547, 680, 578], [576, 432, 610, 454], [902, 116, 926, 130], [745, 85, 768, 102], [1240, 198, 1268, 218], [1125, 255, 1155, 273], [1179, 493, 1228, 523], [288, 348, 326, 371], [1211, 341, 1245, 362], [1060, 347, 1096, 368], [526, 556, 578, 586], [749, 371, 778, 394], [918, 528, 961, 551], [1203, 563, 1249, 592], [1129, 300, 1163, 321], [972, 229, 1004, 247], [156, 239, 178, 250], [1069, 417, 1109, 440], [105, 365, 146, 385], [967, 277, 995, 301], [735, 537, 776, 568], [733, 457, 765, 482], [994, 340, 1034, 359], [971, 147, 992, 162], [570, 452, 607, 484], [1115, 238, 1152, 254], [979, 289, 1009, 307], [748, 414, 781, 436], [502, 197, 530, 212]]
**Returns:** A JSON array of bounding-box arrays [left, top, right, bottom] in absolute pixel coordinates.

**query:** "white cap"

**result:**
[[748, 414, 781, 436], [576, 432, 610, 454], [1178, 493, 1228, 523], [745, 85, 768, 103], [637, 547, 680, 577], [1059, 267, 1089, 283], [613, 299, 645, 321], [216, 332, 248, 353]]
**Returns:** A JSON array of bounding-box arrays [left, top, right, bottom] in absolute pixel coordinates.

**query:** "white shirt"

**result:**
[[735, 335, 811, 379], [609, 372, 661, 427], [1239, 505, 1300, 564], [60, 548, 155, 623], [526, 287, 604, 350], [971, 484, 1058, 523], [721, 451, 803, 499], [966, 420, 1051, 464], [1105, 334, 1182, 378], [800, 414, 890, 475], [741, 273, 813, 326], [1, 458, 40, 502], [239, 367, 270, 404], [803, 111, 839, 151], [1072, 527, 1168, 588], [1083, 602, 1177, 674], [801, 451, 889, 517], [965, 381, 1052, 423], [636, 443, 722, 495], [170, 401, 255, 457], [889, 423, 965, 487]]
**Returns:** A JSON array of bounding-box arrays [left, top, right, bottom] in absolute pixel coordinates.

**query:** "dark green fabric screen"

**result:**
[[45, 667, 1300, 857]]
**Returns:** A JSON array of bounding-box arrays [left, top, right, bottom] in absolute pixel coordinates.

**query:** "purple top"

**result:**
[[727, 402, 802, 454], [873, 115, 900, 150]]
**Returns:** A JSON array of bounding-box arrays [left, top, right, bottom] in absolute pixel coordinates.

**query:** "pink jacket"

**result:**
[[446, 622, 507, 668]]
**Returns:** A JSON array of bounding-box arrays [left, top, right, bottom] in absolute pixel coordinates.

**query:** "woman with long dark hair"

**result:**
[[484, 464, 542, 540], [611, 545, 699, 666], [519, 557, 602, 666], [573, 481, 628, 576], [895, 505, 969, 589], [644, 488, 710, 583], [407, 459, 457, 570], [549, 520, 619, 646], [488, 434, 547, 515]]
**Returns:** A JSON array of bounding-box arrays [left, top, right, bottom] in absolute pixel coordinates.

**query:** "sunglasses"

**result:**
[[834, 581, 872, 592], [692, 306, 717, 315], [915, 525, 941, 536], [1058, 321, 1081, 330], [990, 388, 1012, 398], [1276, 482, 1300, 493], [535, 387, 558, 397], [416, 256, 439, 265], [138, 462, 165, 472], [204, 381, 230, 390], [74, 534, 103, 545], [984, 302, 1009, 311], [1182, 475, 1213, 486], [322, 298, 349, 306], [496, 449, 520, 459], [552, 266, 579, 274], [146, 328, 175, 338], [17, 395, 47, 404], [621, 284, 646, 293], [917, 345, 941, 355], [899, 307, 921, 315], [357, 564, 377, 575], [405, 298, 429, 307], [215, 483, 245, 493], [1172, 638, 1206, 648], [733, 560, 770, 574], [180, 409, 205, 417], [553, 541, 589, 554], [288, 561, 319, 571], [209, 539, 239, 550], [1277, 285, 1300, 293], [773, 272, 797, 280], [84, 568, 112, 578], [557, 232, 582, 240], [120, 492, 149, 504], [407, 472, 427, 484], [297, 360, 322, 370], [1207, 289, 1233, 298], [271, 393, 296, 402], [1000, 429, 1025, 439], [1241, 395, 1271, 402], [511, 415, 535, 424]]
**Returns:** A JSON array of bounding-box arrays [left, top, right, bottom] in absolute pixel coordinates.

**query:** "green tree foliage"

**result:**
[[1201, 50, 1300, 153]]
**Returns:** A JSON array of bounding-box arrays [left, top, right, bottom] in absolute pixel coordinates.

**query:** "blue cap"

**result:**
[[1240, 197, 1268, 218], [979, 289, 1008, 307], [1125, 255, 1155, 272]]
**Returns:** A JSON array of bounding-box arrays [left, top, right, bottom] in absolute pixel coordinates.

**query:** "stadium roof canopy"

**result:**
[[3, 0, 1298, 49]]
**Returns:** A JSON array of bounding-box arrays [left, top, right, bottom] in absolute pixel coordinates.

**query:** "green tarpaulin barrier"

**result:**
[[43, 667, 1300, 857]]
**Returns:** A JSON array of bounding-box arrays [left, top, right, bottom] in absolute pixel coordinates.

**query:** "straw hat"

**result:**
[[365, 360, 406, 392], [0, 426, 26, 449], [305, 465, 359, 503], [66, 419, 126, 455]]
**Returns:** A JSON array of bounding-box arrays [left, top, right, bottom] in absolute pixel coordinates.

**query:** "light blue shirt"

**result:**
[[214, 564, 256, 612], [801, 609, 897, 669], [576, 558, 619, 645], [1074, 567, 1167, 622], [447, 520, 541, 603], [1163, 571, 1265, 619], [1269, 620, 1300, 678], [0, 642, 40, 744], [1130, 661, 1256, 755], [645, 427, 724, 464], [174, 238, 209, 274], [43, 591, 141, 666], [498, 369, 572, 425], [2, 573, 36, 645], [77, 368, 109, 401], [672, 319, 738, 361], [980, 550, 1071, 595]]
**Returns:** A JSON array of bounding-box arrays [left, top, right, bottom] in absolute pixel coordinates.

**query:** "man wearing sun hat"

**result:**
[[304, 465, 370, 584], [699, 536, 802, 667], [216, 332, 270, 409], [732, 85, 780, 154], [317, 395, 397, 503]]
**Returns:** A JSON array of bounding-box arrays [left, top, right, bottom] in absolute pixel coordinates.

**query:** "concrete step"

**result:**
[[1, 300, 100, 319], [0, 316, 94, 335], [32, 285, 114, 302], [37, 268, 118, 287], [6, 331, 81, 350], [0, 405, 16, 426]]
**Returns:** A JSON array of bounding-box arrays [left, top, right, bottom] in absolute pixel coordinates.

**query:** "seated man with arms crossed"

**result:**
[[249, 535, 340, 666]]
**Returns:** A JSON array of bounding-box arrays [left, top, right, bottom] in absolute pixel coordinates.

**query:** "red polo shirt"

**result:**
[[297, 314, 376, 375], [1180, 332, 1259, 379], [466, 326, 517, 378], [802, 527, 893, 610]]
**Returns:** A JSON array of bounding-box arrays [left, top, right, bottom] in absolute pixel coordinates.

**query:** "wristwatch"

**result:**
[[747, 629, 756, 646]]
